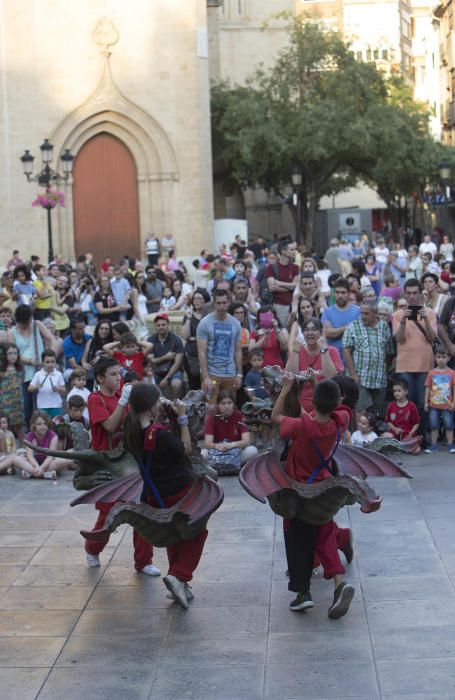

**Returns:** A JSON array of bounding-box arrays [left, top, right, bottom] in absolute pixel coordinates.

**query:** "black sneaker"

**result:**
[[341, 530, 354, 564], [328, 582, 355, 619], [289, 591, 314, 611]]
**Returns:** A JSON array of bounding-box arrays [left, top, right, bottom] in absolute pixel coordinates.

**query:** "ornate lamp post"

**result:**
[[291, 162, 303, 245], [20, 139, 74, 262]]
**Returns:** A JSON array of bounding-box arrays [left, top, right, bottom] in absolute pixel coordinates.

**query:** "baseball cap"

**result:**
[[154, 313, 169, 322]]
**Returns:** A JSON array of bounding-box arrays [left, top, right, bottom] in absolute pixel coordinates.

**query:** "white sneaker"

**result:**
[[139, 564, 161, 577], [86, 554, 101, 568], [166, 583, 194, 602], [163, 574, 189, 609], [44, 471, 57, 480]]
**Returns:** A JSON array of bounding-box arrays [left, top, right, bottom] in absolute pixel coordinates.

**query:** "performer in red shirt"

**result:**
[[271, 373, 355, 619], [85, 358, 160, 577]]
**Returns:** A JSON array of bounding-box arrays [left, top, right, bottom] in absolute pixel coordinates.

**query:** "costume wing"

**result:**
[[368, 436, 422, 454], [80, 476, 224, 547], [71, 473, 143, 506], [335, 444, 412, 478]]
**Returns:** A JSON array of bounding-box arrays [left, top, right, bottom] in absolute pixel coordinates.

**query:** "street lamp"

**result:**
[[291, 162, 303, 244], [20, 140, 74, 263], [439, 161, 451, 238]]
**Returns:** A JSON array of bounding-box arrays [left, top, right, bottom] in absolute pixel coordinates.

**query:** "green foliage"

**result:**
[[211, 14, 451, 244]]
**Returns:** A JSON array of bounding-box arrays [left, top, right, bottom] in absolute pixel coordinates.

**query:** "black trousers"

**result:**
[[284, 518, 318, 594]]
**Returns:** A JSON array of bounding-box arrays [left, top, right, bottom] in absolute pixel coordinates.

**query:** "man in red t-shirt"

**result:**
[[271, 373, 355, 619], [266, 240, 299, 328], [85, 358, 160, 577]]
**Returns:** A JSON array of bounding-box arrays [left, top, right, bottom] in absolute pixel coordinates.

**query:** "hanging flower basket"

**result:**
[[32, 188, 65, 209]]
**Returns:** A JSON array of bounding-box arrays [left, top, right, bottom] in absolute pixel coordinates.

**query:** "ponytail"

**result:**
[[122, 383, 161, 456]]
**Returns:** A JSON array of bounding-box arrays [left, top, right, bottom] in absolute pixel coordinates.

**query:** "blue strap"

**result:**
[[136, 451, 166, 509], [307, 429, 340, 484]]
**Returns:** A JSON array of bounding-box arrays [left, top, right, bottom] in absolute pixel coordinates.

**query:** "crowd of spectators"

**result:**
[[1, 226, 455, 477]]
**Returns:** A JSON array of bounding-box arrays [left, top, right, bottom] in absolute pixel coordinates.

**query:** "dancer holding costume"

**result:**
[[123, 383, 208, 609], [271, 373, 355, 618]]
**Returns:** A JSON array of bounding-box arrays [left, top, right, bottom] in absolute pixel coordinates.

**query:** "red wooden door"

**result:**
[[72, 133, 140, 267]]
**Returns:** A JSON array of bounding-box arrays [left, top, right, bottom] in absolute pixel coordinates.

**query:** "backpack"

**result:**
[[259, 263, 279, 305]]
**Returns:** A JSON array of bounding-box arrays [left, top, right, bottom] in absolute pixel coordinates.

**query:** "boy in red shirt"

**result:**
[[85, 357, 160, 577], [383, 379, 420, 442], [103, 331, 153, 380], [271, 373, 355, 618]]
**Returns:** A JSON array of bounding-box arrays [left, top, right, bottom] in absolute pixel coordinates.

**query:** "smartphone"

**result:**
[[408, 305, 422, 321], [259, 311, 274, 329]]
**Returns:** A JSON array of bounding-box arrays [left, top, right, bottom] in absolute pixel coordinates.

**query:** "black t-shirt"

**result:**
[[140, 428, 192, 498], [94, 291, 120, 322], [148, 331, 184, 375]]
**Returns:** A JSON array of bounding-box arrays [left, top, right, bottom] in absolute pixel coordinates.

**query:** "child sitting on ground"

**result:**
[[52, 395, 89, 453], [383, 378, 420, 445], [102, 331, 153, 380], [271, 374, 354, 619], [0, 414, 38, 477], [244, 349, 269, 400], [351, 413, 378, 447], [28, 349, 66, 418], [67, 368, 90, 420], [424, 344, 455, 454], [23, 410, 70, 479]]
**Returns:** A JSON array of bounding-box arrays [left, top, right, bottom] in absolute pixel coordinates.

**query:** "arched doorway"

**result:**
[[72, 133, 140, 266]]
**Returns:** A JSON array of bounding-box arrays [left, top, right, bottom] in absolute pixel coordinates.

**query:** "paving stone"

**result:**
[[0, 636, 66, 666], [377, 658, 455, 695], [360, 575, 455, 601], [55, 634, 163, 669], [0, 546, 38, 565], [29, 545, 115, 566], [13, 564, 105, 587], [0, 531, 52, 547], [72, 608, 172, 636], [372, 625, 455, 660], [0, 586, 92, 611], [366, 598, 455, 628], [161, 633, 267, 666], [0, 610, 78, 636], [149, 663, 264, 699], [0, 668, 50, 699], [265, 660, 380, 698], [38, 667, 156, 700], [168, 605, 269, 637]]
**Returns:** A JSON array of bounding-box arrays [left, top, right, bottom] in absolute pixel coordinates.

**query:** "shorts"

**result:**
[[356, 386, 387, 414], [41, 407, 62, 418], [154, 371, 183, 384], [429, 408, 454, 431]]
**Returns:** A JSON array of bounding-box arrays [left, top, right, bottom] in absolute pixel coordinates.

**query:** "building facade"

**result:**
[[0, 0, 214, 264]]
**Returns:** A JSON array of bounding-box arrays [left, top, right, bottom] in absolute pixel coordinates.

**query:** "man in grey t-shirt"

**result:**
[[196, 288, 242, 403]]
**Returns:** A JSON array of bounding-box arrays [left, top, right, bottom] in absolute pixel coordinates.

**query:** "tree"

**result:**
[[211, 14, 455, 246], [211, 15, 388, 247]]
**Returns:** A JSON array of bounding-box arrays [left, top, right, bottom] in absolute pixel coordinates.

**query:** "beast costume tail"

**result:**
[[239, 447, 411, 526], [78, 475, 224, 547]]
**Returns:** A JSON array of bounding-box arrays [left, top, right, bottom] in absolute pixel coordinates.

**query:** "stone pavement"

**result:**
[[0, 452, 454, 699]]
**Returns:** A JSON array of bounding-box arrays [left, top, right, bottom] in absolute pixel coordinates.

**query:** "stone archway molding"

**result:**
[[49, 53, 179, 261]]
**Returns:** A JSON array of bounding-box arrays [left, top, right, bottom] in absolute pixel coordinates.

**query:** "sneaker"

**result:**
[[289, 591, 314, 611], [328, 582, 355, 620], [163, 574, 189, 610], [341, 530, 354, 564], [424, 445, 438, 454], [449, 446, 455, 454], [139, 564, 161, 577], [43, 471, 57, 480], [86, 554, 101, 568], [166, 583, 194, 602]]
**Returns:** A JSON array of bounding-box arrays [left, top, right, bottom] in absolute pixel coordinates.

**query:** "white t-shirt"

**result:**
[[374, 246, 389, 265], [30, 368, 65, 409], [67, 386, 90, 420], [419, 241, 437, 256], [351, 430, 378, 447]]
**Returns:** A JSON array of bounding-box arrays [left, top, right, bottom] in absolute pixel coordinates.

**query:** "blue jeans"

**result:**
[[429, 408, 454, 431]]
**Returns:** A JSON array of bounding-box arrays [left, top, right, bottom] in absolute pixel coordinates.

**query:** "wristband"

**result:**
[[177, 415, 188, 426]]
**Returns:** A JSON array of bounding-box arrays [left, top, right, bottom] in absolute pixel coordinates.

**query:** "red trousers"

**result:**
[[283, 518, 347, 580], [143, 484, 208, 583], [85, 501, 154, 572]]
